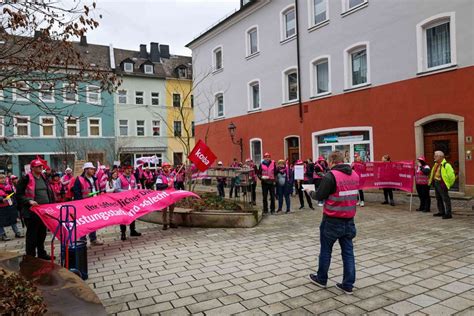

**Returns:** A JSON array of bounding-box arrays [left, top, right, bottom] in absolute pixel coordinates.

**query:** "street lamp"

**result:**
[[227, 122, 243, 162]]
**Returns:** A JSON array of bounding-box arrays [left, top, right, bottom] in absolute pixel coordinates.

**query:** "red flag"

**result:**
[[188, 140, 217, 172]]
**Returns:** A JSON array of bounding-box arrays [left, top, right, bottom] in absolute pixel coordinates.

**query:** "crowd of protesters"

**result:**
[[1, 158, 187, 259]]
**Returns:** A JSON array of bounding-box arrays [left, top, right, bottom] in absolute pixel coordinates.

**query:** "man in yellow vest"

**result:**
[[429, 151, 456, 219]]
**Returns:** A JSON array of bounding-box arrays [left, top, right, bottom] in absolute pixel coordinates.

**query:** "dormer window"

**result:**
[[144, 64, 153, 74], [124, 62, 133, 72], [178, 67, 187, 78]]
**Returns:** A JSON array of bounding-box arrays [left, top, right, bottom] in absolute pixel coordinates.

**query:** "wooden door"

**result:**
[[288, 148, 299, 164], [423, 132, 459, 189]]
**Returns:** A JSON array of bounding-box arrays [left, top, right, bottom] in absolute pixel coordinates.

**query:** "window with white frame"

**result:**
[[87, 85, 100, 104], [65, 117, 79, 137], [39, 82, 54, 102], [213, 46, 223, 71], [118, 90, 127, 104], [152, 120, 160, 136], [416, 13, 456, 73], [178, 67, 187, 78], [135, 91, 144, 105], [136, 120, 145, 136], [311, 56, 330, 96], [119, 120, 128, 136], [250, 139, 263, 164], [124, 62, 133, 72], [344, 43, 370, 89], [247, 27, 259, 56], [63, 83, 77, 103], [283, 68, 298, 102], [174, 121, 182, 137], [343, 0, 367, 13], [151, 92, 159, 105], [144, 64, 153, 74], [40, 117, 55, 137], [281, 6, 296, 40], [14, 81, 29, 101], [88, 118, 101, 137], [14, 116, 30, 137], [248, 80, 260, 110], [310, 0, 328, 26], [215, 93, 224, 118]]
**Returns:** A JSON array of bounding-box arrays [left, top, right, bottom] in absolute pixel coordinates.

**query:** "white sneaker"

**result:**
[[318, 202, 323, 207], [360, 201, 365, 207], [356, 201, 360, 206]]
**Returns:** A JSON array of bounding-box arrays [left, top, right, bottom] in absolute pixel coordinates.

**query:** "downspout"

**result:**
[[295, 0, 303, 124]]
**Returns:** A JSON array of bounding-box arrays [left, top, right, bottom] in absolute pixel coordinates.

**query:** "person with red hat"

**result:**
[[60, 167, 75, 201], [313, 156, 328, 207], [415, 156, 431, 212], [16, 159, 55, 260], [115, 162, 142, 240], [294, 160, 314, 210], [0, 173, 23, 241], [258, 152, 277, 214], [155, 162, 177, 230]]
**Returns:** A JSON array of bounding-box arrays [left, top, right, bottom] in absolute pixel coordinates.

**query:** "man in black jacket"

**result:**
[[16, 159, 55, 260], [257, 153, 278, 214]]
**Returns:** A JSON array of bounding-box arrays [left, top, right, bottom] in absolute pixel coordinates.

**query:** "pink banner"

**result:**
[[31, 189, 199, 241], [353, 161, 415, 192]]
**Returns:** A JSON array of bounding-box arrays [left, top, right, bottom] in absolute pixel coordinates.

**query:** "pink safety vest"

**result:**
[[119, 174, 137, 190], [25, 173, 40, 199], [0, 183, 14, 207], [415, 165, 430, 185], [78, 176, 100, 199], [313, 162, 325, 179], [143, 170, 154, 184], [261, 161, 275, 180], [49, 181, 63, 202], [323, 170, 360, 219], [158, 172, 174, 189]]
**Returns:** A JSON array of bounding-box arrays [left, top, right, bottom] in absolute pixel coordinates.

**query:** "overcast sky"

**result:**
[[86, 0, 241, 56]]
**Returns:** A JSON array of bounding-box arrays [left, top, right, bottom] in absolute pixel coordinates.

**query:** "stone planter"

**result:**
[[140, 207, 262, 228]]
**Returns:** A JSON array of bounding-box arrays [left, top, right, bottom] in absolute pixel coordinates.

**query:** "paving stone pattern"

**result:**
[[1, 193, 473, 315]]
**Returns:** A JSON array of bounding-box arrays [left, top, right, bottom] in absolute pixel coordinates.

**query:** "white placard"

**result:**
[[294, 165, 304, 180], [302, 184, 315, 192], [24, 164, 31, 174]]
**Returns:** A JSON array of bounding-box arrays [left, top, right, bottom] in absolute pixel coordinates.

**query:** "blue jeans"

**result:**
[[276, 185, 291, 211], [0, 223, 20, 235], [317, 218, 356, 290]]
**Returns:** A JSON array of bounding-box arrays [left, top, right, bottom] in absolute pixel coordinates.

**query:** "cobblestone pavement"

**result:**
[[1, 193, 473, 315]]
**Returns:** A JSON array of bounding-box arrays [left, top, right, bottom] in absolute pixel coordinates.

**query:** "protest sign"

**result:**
[[353, 161, 414, 192], [31, 189, 199, 241], [188, 140, 217, 172], [294, 165, 304, 180]]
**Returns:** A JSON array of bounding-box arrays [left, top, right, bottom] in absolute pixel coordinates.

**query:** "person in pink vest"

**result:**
[[351, 154, 365, 207], [155, 162, 177, 230], [415, 156, 431, 213], [72, 162, 104, 246], [115, 163, 142, 240], [174, 164, 185, 190], [294, 160, 314, 210], [257, 152, 277, 214], [305, 151, 360, 294], [0, 173, 23, 241], [142, 164, 156, 190], [16, 159, 55, 260], [49, 173, 64, 203], [60, 167, 75, 201], [244, 158, 258, 205]]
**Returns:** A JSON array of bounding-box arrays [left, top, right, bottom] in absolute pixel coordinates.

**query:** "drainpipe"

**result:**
[[295, 0, 303, 124]]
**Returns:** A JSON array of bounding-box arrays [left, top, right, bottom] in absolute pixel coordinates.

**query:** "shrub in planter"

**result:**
[[0, 268, 47, 315], [176, 192, 243, 211]]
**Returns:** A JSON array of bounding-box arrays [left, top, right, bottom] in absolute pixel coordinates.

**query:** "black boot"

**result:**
[[121, 231, 127, 241], [130, 230, 142, 237]]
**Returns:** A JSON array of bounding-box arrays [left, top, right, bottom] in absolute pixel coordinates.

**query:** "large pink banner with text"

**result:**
[[31, 189, 199, 241], [353, 161, 415, 192]]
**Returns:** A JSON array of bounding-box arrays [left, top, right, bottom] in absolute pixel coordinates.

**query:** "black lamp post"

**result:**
[[228, 122, 243, 162]]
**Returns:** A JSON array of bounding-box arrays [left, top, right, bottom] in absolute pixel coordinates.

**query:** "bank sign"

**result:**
[[188, 140, 217, 172]]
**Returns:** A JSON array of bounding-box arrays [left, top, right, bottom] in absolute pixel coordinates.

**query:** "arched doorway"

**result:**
[[414, 114, 465, 193], [284, 136, 300, 164]]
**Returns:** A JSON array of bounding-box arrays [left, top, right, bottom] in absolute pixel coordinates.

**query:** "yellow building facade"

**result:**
[[165, 77, 195, 166]]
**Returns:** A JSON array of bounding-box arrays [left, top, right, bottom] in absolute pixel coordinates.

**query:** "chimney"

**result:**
[[80, 35, 87, 46], [150, 42, 160, 62], [159, 44, 170, 59], [139, 44, 148, 59]]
